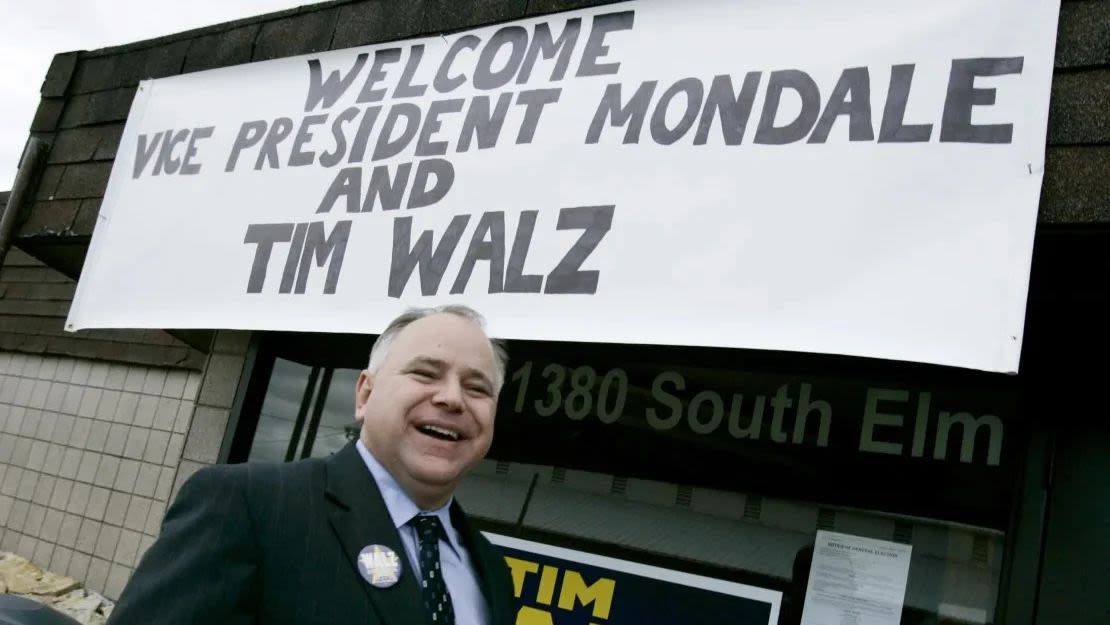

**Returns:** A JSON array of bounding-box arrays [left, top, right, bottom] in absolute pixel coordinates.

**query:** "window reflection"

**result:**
[[248, 358, 314, 463], [459, 461, 1005, 625], [309, 368, 360, 458], [247, 359, 360, 462]]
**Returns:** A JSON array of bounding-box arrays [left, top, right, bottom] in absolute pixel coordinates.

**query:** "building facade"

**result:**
[[1, 1, 1107, 623]]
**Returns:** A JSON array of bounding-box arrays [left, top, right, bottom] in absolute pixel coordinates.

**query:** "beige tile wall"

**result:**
[[0, 352, 201, 598]]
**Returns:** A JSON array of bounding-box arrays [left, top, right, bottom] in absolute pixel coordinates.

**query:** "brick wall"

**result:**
[[0, 328, 250, 599], [0, 352, 200, 598], [175, 330, 253, 498]]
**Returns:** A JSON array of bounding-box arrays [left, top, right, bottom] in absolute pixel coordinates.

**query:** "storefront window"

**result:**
[[247, 358, 359, 462], [458, 460, 1005, 624], [235, 333, 1021, 624]]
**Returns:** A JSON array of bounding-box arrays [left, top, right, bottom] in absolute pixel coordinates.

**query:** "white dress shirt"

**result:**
[[356, 440, 489, 625]]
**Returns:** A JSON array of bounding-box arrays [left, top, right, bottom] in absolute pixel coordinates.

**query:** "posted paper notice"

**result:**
[[800, 530, 913, 625]]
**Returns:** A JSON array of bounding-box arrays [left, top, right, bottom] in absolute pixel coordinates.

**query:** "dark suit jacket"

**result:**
[[108, 442, 515, 625]]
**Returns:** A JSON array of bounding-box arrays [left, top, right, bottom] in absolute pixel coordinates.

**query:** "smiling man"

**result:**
[[357, 307, 503, 511], [108, 305, 515, 625]]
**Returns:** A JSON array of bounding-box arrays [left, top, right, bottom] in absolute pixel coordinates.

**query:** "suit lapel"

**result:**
[[450, 503, 514, 625], [325, 443, 424, 625]]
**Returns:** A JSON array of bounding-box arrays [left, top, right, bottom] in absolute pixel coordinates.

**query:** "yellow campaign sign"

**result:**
[[506, 556, 616, 624], [486, 534, 781, 625]]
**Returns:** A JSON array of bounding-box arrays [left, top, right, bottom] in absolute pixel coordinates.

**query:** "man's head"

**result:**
[[355, 305, 507, 509]]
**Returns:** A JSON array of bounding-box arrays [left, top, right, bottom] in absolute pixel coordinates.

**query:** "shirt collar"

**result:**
[[355, 439, 463, 555]]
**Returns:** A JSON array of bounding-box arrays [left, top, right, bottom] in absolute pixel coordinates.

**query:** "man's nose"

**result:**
[[432, 378, 464, 411]]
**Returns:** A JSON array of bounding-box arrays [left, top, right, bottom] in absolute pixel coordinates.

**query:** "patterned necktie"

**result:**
[[413, 515, 455, 625]]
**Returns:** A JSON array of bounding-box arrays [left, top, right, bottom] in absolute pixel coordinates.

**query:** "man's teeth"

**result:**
[[419, 425, 459, 441]]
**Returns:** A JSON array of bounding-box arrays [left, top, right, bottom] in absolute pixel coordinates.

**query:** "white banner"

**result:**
[[67, 0, 1060, 373]]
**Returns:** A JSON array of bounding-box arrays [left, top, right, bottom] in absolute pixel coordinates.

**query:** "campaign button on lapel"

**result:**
[[357, 544, 402, 588]]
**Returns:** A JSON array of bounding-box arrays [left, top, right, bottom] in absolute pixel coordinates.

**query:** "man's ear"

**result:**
[[354, 370, 373, 422]]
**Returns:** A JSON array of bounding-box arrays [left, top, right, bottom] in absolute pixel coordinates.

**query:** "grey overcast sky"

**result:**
[[0, 0, 311, 191]]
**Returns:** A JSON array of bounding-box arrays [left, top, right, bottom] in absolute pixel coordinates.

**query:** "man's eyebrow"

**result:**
[[461, 366, 494, 388], [403, 356, 493, 387], [404, 356, 447, 369]]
